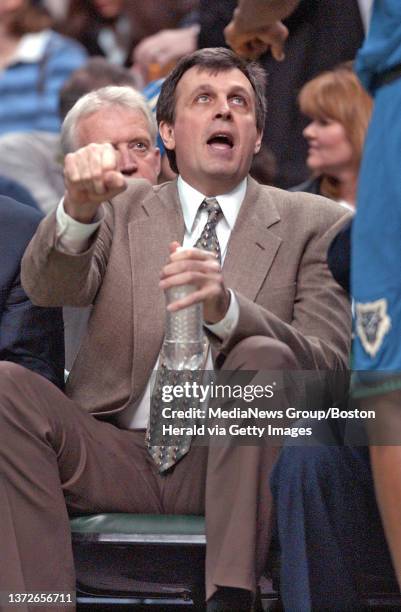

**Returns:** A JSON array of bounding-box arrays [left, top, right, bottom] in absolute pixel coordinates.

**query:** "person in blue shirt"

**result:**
[[0, 0, 87, 135]]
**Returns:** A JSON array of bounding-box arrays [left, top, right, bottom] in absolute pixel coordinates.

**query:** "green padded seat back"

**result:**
[[70, 513, 206, 544]]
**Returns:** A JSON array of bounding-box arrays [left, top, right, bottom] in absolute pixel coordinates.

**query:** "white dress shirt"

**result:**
[[6, 30, 52, 68], [56, 176, 247, 428]]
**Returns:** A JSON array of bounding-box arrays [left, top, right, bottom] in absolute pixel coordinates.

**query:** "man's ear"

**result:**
[[254, 131, 263, 155], [159, 121, 176, 151], [152, 147, 162, 177]]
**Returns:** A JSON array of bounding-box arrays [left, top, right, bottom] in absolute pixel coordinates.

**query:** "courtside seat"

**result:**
[[70, 513, 206, 608]]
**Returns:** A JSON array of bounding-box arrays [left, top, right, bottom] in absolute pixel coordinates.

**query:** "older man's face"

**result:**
[[77, 105, 161, 186]]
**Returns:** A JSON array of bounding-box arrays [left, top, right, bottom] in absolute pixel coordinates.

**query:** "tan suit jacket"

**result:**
[[21, 177, 351, 417]]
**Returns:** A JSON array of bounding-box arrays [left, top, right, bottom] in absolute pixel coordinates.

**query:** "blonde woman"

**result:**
[[293, 63, 373, 209]]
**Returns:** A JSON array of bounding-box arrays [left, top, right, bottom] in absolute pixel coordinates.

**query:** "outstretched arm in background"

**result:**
[[224, 0, 300, 60]]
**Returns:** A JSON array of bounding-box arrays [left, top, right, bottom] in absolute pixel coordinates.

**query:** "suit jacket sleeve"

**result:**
[[21, 180, 154, 307], [21, 204, 114, 307]]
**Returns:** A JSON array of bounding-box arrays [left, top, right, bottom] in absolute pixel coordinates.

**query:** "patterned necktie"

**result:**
[[193, 197, 223, 263], [146, 197, 223, 473]]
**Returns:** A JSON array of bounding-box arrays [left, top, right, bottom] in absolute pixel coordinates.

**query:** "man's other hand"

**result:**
[[160, 242, 231, 324], [64, 143, 127, 223]]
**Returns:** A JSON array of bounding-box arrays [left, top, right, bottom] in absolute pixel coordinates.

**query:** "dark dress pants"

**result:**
[[271, 438, 396, 611]]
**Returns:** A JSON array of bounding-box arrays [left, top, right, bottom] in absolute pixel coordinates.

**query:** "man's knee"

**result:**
[[0, 361, 51, 428], [225, 336, 299, 370], [0, 361, 36, 394]]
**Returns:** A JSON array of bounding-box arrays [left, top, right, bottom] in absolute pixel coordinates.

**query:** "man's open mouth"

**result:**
[[207, 133, 234, 149]]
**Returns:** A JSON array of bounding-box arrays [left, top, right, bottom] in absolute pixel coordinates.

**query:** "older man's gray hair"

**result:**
[[61, 85, 158, 154]]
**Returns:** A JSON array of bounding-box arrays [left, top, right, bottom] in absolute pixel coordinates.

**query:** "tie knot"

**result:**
[[200, 197, 223, 222]]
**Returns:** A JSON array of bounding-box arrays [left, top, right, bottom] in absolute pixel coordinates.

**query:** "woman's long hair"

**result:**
[[299, 63, 373, 200]]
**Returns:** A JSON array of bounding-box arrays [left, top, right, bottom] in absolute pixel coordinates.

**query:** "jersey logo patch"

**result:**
[[356, 299, 391, 358]]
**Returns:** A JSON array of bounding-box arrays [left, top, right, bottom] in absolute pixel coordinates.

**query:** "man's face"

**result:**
[[160, 67, 262, 195], [92, 0, 124, 19], [76, 105, 160, 185], [303, 117, 355, 178]]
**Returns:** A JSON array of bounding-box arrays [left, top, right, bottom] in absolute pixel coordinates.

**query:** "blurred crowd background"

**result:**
[[0, 0, 373, 212]]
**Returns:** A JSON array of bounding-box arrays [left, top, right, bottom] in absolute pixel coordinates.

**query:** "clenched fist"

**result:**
[[64, 143, 128, 223]]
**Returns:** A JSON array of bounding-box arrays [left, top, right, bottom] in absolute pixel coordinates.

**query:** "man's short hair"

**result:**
[[156, 47, 267, 174], [61, 85, 158, 154]]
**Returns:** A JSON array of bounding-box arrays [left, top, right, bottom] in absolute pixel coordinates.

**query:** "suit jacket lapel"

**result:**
[[128, 181, 184, 400], [223, 177, 282, 300]]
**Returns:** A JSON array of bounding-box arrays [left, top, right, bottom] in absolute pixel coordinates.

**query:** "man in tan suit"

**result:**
[[0, 48, 350, 611]]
